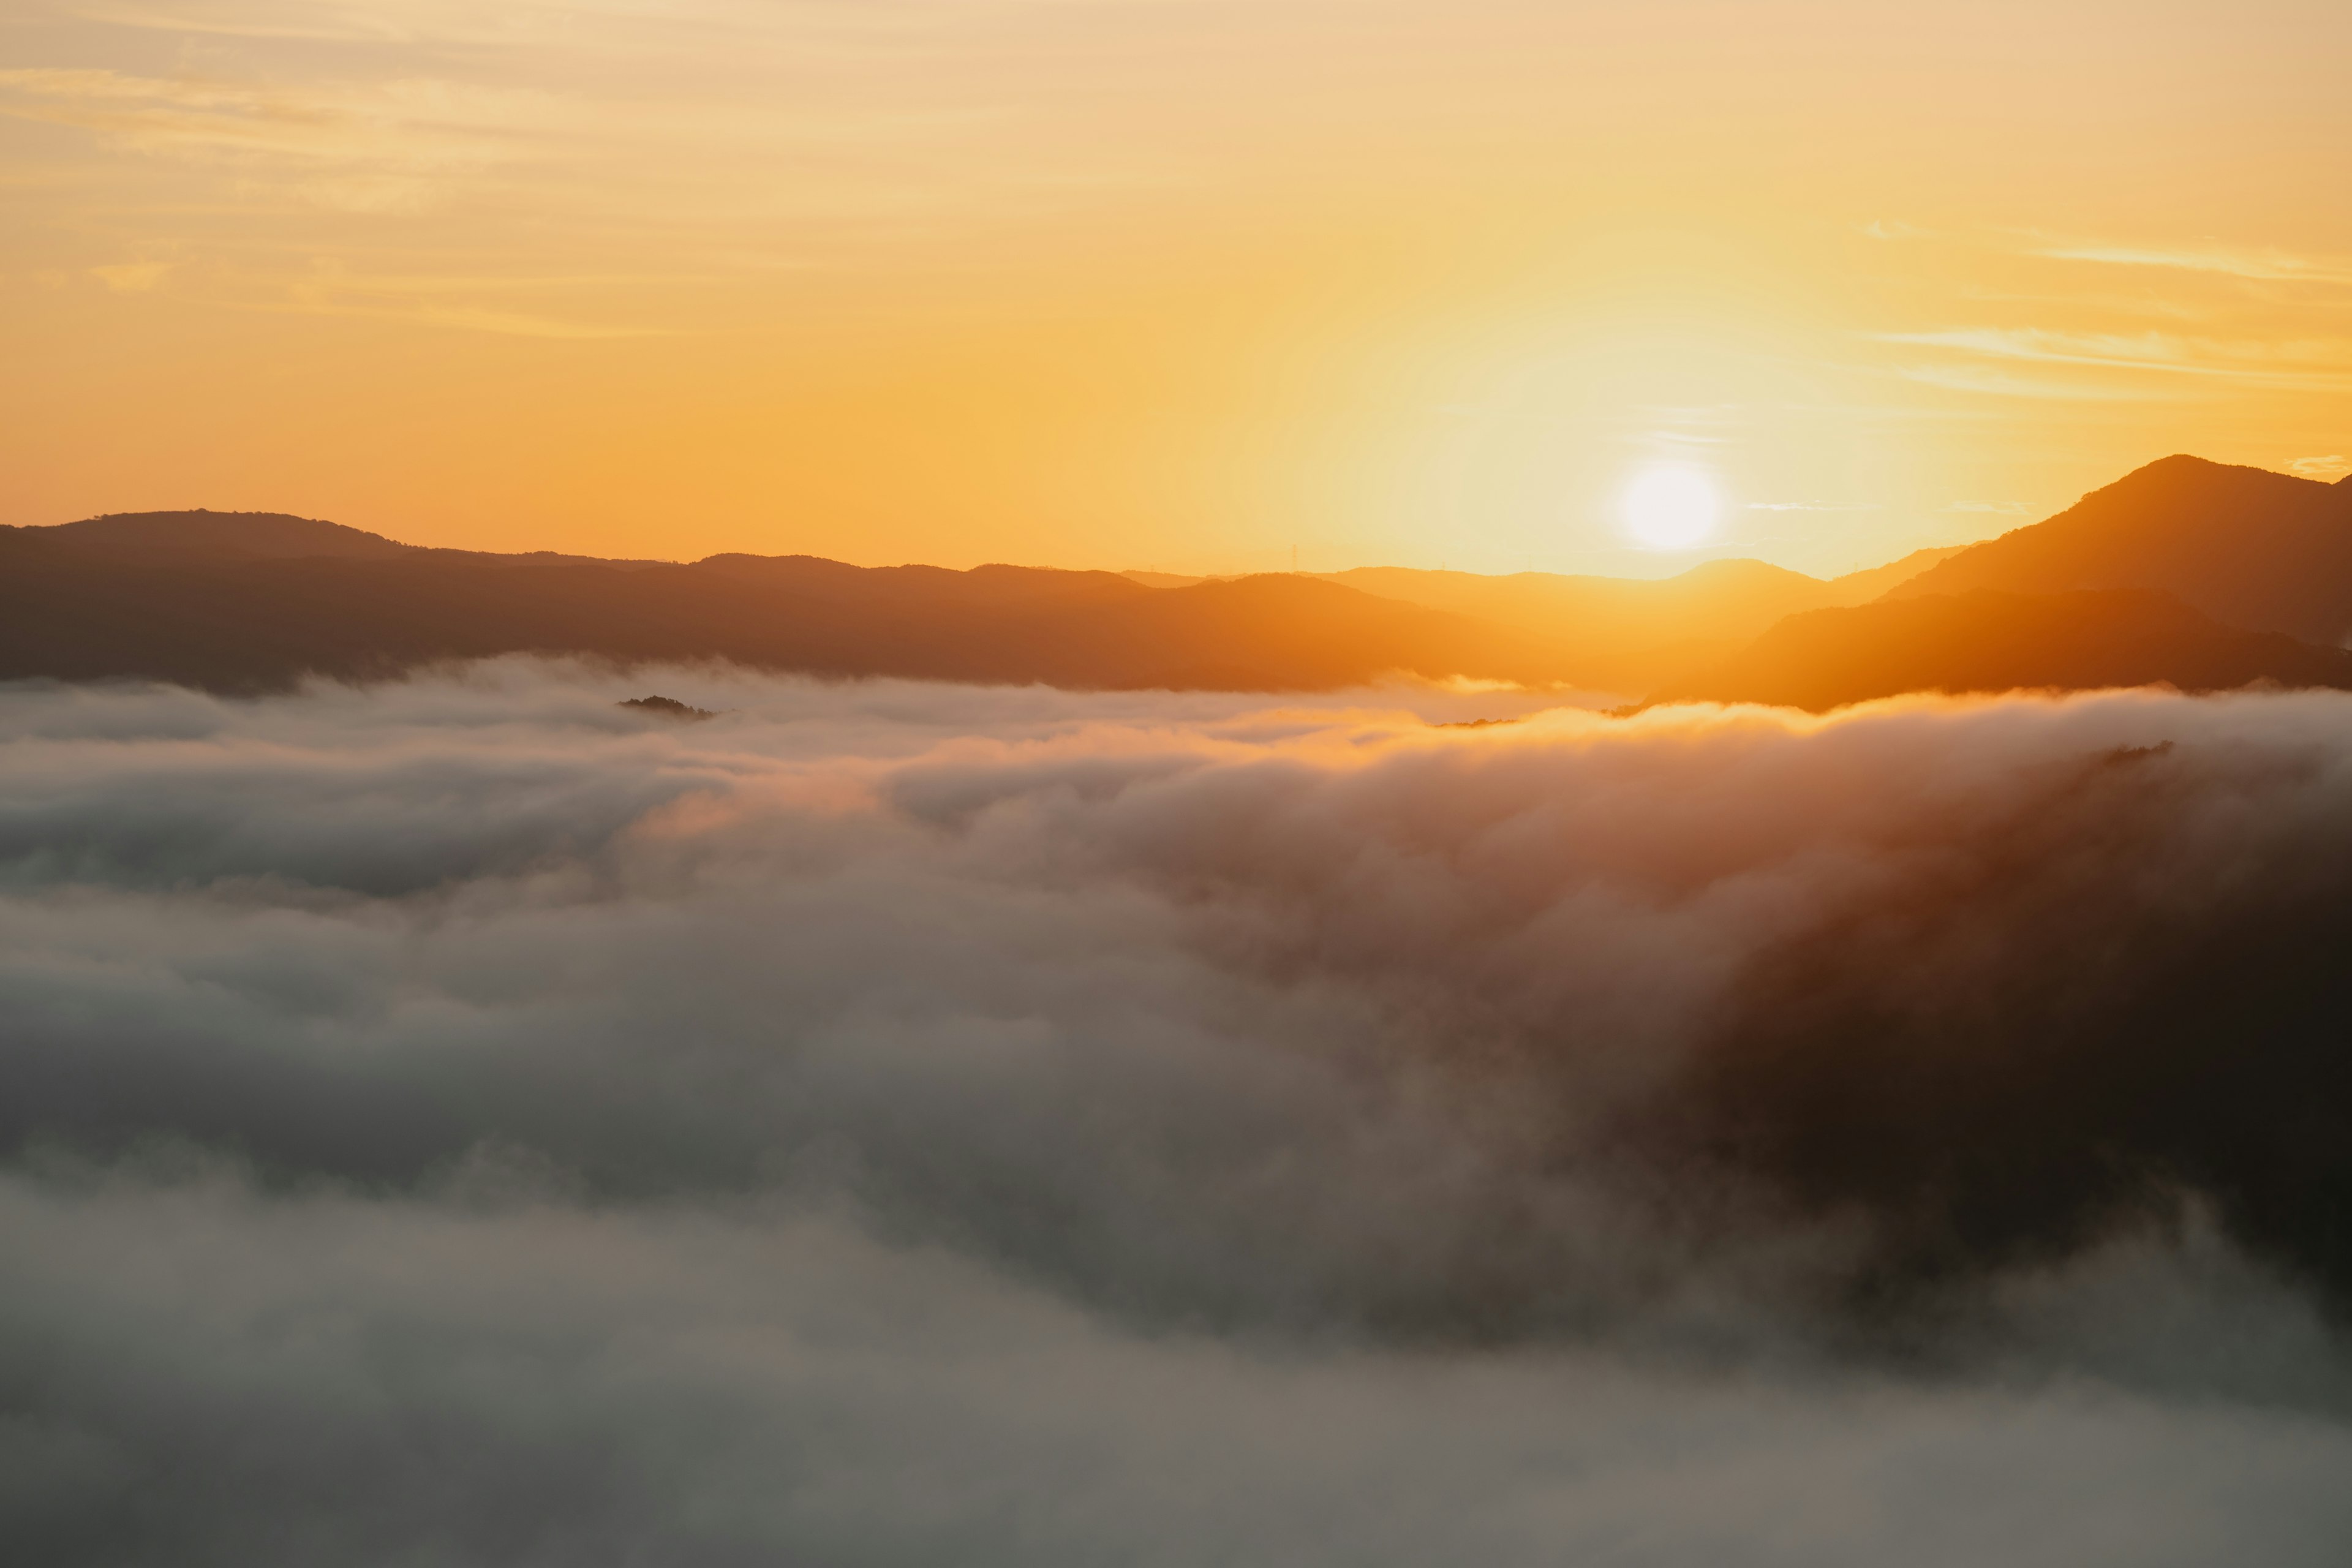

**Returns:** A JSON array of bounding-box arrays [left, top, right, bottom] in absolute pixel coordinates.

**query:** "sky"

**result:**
[[4, 0, 2351, 576]]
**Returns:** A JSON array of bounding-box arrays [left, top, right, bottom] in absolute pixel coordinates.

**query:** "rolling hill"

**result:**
[[1645, 589, 2352, 712], [0, 513, 1553, 693], [1128, 548, 1966, 692], [1885, 456, 2352, 644]]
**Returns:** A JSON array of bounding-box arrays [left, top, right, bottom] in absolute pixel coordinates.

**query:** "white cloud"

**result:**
[[6, 665, 2352, 1558]]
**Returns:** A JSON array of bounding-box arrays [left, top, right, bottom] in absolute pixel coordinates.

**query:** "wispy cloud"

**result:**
[[1879, 327, 2352, 393], [1881, 328, 2209, 373], [61, 0, 981, 53], [270, 271, 670, 337], [90, 260, 171, 291], [2291, 454, 2351, 481], [2034, 242, 2352, 288], [0, 66, 551, 210], [1890, 363, 2184, 402]]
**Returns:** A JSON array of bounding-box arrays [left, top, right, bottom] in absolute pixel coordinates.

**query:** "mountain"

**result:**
[[1886, 456, 2352, 644], [0, 516, 1553, 694], [8, 510, 677, 570], [18, 473, 2352, 707], [1313, 549, 1963, 692], [31, 510, 418, 560], [1824, 545, 1970, 601], [1646, 589, 2352, 713]]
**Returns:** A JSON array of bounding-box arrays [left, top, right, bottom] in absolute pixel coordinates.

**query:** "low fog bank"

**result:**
[[9, 1165, 2350, 1568], [4, 662, 2351, 1562]]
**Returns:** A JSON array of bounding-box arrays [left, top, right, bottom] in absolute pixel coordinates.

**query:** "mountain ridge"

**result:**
[[17, 459, 2352, 706], [1885, 455, 2352, 644], [1646, 588, 2352, 713]]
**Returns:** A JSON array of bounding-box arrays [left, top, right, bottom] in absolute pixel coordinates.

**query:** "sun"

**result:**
[[1620, 465, 1722, 551]]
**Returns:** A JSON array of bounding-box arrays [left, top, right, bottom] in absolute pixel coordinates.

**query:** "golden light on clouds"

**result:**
[[3, 0, 2350, 573]]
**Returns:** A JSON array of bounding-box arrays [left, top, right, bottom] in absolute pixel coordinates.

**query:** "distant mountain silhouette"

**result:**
[[1825, 545, 1972, 601], [620, 695, 718, 720], [1646, 589, 2352, 712], [1886, 456, 2352, 644], [0, 513, 1551, 693], [38, 510, 418, 560], [17, 474, 2352, 706], [1313, 550, 1962, 691], [18, 511, 677, 570]]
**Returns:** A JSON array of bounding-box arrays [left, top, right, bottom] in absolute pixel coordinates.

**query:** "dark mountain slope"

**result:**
[[37, 510, 418, 561], [1646, 589, 2352, 712], [16, 510, 675, 570], [1316, 551, 1963, 692], [1887, 457, 2352, 644], [0, 526, 1548, 694]]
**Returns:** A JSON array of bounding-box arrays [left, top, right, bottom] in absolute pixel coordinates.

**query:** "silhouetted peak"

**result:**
[[2125, 453, 2223, 476], [51, 510, 414, 560], [2098, 453, 2329, 497], [1672, 557, 1826, 589], [620, 695, 718, 721]]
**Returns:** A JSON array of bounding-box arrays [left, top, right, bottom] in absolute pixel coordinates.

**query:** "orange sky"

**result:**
[[4, 0, 2350, 576]]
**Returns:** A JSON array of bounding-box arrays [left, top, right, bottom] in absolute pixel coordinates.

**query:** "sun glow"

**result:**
[[1621, 465, 1722, 551]]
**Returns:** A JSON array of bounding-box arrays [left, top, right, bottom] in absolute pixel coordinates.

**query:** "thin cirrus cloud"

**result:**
[[89, 259, 170, 291], [0, 65, 557, 222], [0, 66, 548, 171], [1849, 228, 2352, 413], [2032, 241, 2352, 288], [281, 296, 672, 339], [0, 60, 1000, 201], [0, 61, 801, 333], [1890, 363, 2185, 402], [63, 0, 1052, 51], [262, 267, 692, 337], [1879, 327, 2352, 396]]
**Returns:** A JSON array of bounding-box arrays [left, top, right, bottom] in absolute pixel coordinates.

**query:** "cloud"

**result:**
[[1945, 500, 2033, 514], [1878, 329, 2352, 400], [1880, 327, 2352, 380], [7, 1161, 2352, 1567], [2291, 455, 2351, 481], [2033, 243, 2352, 288], [0, 67, 544, 177], [270, 291, 671, 338], [1891, 363, 2181, 401], [6, 664, 2352, 1559], [89, 260, 169, 291]]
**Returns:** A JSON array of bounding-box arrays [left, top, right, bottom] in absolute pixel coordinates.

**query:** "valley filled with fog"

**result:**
[[5, 663, 2351, 1564]]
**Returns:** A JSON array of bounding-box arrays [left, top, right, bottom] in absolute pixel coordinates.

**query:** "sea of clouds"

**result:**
[[4, 662, 2351, 1565]]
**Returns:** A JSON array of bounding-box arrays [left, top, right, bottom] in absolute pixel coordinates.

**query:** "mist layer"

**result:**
[[4, 666, 2350, 1563]]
